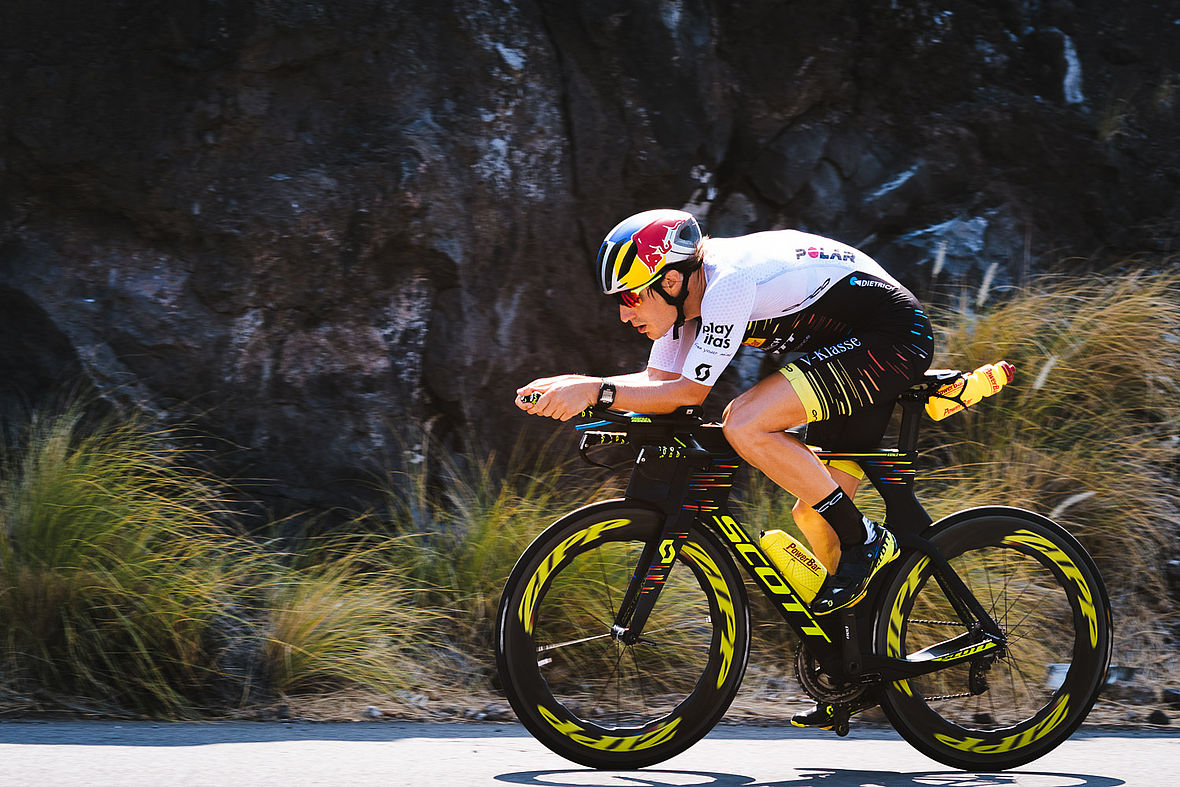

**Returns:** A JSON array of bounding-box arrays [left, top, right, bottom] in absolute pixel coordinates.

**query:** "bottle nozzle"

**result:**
[[998, 360, 1015, 383]]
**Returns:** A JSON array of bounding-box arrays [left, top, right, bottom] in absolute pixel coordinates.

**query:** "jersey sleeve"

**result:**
[[678, 268, 756, 387]]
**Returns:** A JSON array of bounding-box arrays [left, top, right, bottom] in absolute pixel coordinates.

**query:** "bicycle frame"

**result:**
[[577, 387, 1006, 687]]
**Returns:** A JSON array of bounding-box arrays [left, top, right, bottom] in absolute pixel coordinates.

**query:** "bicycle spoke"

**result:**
[[537, 631, 614, 654], [518, 528, 732, 732], [900, 539, 1084, 730]]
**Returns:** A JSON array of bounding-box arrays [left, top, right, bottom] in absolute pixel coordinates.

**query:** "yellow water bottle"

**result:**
[[925, 361, 1016, 421], [759, 530, 828, 603]]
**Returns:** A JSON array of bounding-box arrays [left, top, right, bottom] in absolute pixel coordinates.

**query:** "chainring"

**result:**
[[794, 646, 869, 704]]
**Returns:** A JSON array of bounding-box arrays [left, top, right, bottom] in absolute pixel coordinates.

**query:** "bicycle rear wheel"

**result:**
[[874, 509, 1112, 771], [495, 501, 750, 769]]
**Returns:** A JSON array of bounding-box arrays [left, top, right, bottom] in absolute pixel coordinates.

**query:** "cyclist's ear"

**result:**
[[661, 269, 684, 295]]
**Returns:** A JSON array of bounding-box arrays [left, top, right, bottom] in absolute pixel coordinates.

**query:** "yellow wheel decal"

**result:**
[[934, 693, 1072, 754], [887, 555, 929, 696], [1003, 529, 1099, 649], [518, 518, 631, 634], [538, 703, 683, 751], [681, 541, 737, 688]]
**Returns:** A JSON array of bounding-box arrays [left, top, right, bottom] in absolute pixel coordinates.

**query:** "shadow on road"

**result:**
[[493, 768, 1126, 787], [0, 719, 535, 745], [0, 720, 915, 746]]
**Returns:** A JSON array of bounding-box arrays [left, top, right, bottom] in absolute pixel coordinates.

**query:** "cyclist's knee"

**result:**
[[721, 398, 760, 451], [722, 391, 805, 452]]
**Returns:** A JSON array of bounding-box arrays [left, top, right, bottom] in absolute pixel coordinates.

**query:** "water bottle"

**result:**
[[924, 361, 1016, 421], [759, 530, 828, 603]]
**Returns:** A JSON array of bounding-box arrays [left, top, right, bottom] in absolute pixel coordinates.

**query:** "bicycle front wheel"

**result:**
[[874, 509, 1112, 771], [495, 501, 750, 769]]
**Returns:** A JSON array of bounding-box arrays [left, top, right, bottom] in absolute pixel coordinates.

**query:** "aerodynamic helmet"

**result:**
[[595, 209, 702, 298]]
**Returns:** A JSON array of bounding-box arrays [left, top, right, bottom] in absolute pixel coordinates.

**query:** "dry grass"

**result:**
[[0, 409, 244, 716], [1, 271, 1175, 722]]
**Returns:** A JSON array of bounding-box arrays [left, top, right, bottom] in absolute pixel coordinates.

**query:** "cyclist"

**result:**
[[516, 208, 933, 629]]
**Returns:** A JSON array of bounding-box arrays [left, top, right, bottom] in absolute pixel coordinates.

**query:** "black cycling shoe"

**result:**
[[810, 522, 899, 615], [791, 701, 878, 734], [791, 703, 839, 729]]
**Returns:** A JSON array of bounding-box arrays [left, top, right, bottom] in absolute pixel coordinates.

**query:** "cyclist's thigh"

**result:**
[[783, 329, 933, 428], [724, 370, 809, 431]]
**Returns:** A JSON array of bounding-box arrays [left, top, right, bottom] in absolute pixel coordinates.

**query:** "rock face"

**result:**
[[1, 1, 1177, 512]]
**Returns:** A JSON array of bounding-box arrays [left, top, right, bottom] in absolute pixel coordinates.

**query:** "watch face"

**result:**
[[600, 385, 615, 405]]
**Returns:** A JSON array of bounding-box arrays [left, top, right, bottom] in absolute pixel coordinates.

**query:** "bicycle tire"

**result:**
[[873, 508, 1112, 771], [495, 500, 751, 769]]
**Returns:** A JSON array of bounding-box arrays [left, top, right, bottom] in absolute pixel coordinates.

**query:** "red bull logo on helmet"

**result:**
[[631, 217, 686, 273]]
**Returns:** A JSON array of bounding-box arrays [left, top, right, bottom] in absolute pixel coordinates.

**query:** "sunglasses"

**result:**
[[614, 290, 642, 308]]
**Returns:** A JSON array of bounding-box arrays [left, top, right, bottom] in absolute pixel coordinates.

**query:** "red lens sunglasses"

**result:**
[[614, 290, 641, 308]]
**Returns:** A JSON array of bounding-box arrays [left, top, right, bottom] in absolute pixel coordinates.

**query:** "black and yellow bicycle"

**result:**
[[495, 371, 1112, 772]]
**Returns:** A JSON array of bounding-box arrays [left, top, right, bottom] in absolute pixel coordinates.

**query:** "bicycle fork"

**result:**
[[609, 508, 694, 645], [610, 442, 721, 646]]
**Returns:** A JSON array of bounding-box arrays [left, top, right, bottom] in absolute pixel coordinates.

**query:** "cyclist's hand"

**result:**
[[517, 375, 599, 421], [514, 377, 562, 411]]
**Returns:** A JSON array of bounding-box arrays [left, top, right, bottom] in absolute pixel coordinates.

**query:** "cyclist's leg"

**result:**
[[721, 373, 846, 507], [792, 463, 862, 574], [724, 367, 888, 561], [723, 370, 894, 615], [803, 397, 905, 614], [721, 376, 879, 572]]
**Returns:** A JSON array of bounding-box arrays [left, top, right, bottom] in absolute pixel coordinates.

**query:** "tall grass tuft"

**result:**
[[916, 271, 1180, 692], [0, 408, 242, 715], [922, 272, 1180, 596], [259, 534, 433, 698]]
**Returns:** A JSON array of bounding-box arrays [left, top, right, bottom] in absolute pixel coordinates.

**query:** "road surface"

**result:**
[[0, 720, 1174, 786]]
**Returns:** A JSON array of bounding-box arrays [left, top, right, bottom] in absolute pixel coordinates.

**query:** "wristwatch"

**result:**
[[596, 381, 617, 408]]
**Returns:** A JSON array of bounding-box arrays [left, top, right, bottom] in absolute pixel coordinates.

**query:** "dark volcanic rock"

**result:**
[[1, 1, 1177, 514]]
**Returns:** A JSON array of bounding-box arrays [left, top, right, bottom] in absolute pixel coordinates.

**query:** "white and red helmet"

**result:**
[[595, 209, 702, 297]]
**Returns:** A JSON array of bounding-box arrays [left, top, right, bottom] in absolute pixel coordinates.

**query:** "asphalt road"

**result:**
[[0, 720, 1175, 787]]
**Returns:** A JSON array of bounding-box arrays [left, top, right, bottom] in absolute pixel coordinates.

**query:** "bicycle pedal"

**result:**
[[795, 701, 859, 735], [829, 704, 852, 737]]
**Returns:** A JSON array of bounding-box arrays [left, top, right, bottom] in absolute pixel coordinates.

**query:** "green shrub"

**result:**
[[0, 409, 242, 715], [259, 540, 431, 697]]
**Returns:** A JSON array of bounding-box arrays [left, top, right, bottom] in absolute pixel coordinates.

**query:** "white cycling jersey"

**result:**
[[647, 230, 907, 387]]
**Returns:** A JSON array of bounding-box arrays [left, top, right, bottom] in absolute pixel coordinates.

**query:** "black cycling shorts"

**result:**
[[778, 303, 934, 454]]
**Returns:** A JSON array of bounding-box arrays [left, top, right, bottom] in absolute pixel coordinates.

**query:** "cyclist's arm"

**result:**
[[520, 268, 754, 420], [595, 368, 672, 385], [516, 368, 707, 420], [603, 371, 709, 413]]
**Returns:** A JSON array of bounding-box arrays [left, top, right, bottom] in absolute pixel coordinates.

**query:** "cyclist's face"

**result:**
[[617, 282, 677, 340]]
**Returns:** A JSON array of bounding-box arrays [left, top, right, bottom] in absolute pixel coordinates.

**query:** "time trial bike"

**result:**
[[495, 370, 1112, 771]]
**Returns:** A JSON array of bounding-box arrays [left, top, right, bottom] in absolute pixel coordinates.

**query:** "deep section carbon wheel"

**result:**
[[495, 501, 751, 769], [874, 509, 1112, 771]]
